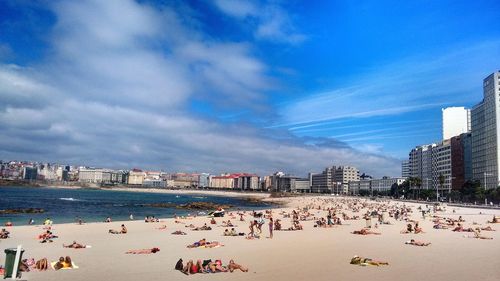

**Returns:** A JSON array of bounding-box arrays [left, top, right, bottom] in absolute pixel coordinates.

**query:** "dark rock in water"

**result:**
[[0, 208, 45, 215], [142, 203, 176, 208], [176, 202, 232, 210], [139, 201, 232, 210]]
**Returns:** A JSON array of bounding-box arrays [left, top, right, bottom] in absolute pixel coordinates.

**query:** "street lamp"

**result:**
[[484, 172, 493, 205]]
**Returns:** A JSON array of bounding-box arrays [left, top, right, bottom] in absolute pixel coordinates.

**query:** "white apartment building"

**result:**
[[409, 144, 436, 189], [431, 139, 452, 193], [442, 107, 471, 140], [471, 71, 500, 189], [78, 168, 112, 184], [401, 160, 411, 178]]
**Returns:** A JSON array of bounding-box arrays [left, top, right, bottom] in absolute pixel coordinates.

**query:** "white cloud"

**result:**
[[213, 0, 305, 44], [0, 0, 401, 177], [213, 0, 257, 18]]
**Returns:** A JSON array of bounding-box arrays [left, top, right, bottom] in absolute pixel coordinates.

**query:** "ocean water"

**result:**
[[0, 186, 272, 226]]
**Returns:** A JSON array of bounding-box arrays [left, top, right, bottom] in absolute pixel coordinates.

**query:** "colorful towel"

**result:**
[[50, 262, 79, 270]]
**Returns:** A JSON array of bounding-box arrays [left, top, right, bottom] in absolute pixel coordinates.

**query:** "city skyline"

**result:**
[[1, 1, 500, 178]]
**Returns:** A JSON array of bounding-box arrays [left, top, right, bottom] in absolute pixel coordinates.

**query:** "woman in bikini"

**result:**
[[63, 241, 86, 248], [228, 259, 248, 272], [125, 248, 160, 254], [350, 255, 389, 266]]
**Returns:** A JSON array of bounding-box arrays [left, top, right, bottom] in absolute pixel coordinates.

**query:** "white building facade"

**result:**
[[442, 107, 471, 140]]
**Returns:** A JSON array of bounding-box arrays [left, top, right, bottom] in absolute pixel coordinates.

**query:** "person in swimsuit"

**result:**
[[125, 248, 160, 254], [405, 239, 431, 246], [350, 255, 388, 266], [63, 241, 86, 248], [228, 259, 248, 272]]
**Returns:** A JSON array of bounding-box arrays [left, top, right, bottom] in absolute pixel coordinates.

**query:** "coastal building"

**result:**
[[409, 144, 436, 189], [471, 71, 500, 189], [348, 179, 371, 195], [311, 166, 359, 194], [210, 173, 259, 190], [401, 160, 411, 178], [371, 177, 406, 192], [334, 166, 360, 194], [128, 169, 145, 185], [269, 172, 310, 192], [171, 173, 199, 187], [22, 166, 38, 180], [143, 178, 166, 188], [431, 140, 452, 194], [442, 107, 471, 140], [198, 173, 210, 188], [451, 133, 473, 190], [78, 168, 113, 184]]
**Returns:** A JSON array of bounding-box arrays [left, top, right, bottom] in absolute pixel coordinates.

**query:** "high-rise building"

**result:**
[[409, 144, 436, 189], [451, 132, 473, 190], [431, 140, 452, 194], [442, 107, 471, 140], [471, 71, 500, 189], [401, 160, 411, 178]]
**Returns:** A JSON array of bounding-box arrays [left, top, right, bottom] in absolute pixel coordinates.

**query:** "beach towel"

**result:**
[[50, 262, 79, 270]]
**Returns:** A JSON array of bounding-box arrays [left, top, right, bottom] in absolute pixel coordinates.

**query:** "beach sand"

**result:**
[[1, 196, 499, 281]]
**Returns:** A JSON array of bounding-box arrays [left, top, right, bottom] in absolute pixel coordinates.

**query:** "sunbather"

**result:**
[[54, 256, 73, 270], [0, 228, 10, 239], [172, 230, 187, 235], [63, 241, 86, 249], [405, 239, 431, 246], [228, 259, 248, 272], [109, 224, 127, 234], [352, 229, 381, 235], [125, 248, 160, 254], [350, 255, 388, 266]]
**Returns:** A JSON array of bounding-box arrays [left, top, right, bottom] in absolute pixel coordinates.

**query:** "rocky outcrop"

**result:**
[[141, 201, 232, 210], [0, 208, 45, 214]]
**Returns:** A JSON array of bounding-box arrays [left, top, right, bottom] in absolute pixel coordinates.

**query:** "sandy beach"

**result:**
[[1, 195, 499, 281]]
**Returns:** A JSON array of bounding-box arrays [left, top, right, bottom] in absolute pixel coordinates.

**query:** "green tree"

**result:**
[[438, 174, 445, 200]]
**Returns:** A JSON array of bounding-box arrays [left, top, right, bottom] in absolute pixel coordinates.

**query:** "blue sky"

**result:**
[[0, 0, 499, 177]]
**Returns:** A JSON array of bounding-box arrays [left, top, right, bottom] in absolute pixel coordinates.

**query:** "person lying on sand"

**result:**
[[228, 260, 248, 273], [125, 248, 160, 254], [54, 256, 73, 270], [187, 239, 224, 248], [405, 239, 431, 246], [172, 230, 187, 235], [39, 230, 57, 243], [109, 224, 127, 234], [192, 224, 212, 231], [352, 229, 381, 235], [0, 228, 10, 239], [187, 239, 206, 248], [487, 216, 500, 223], [465, 228, 494, 240], [157, 225, 167, 230], [63, 241, 86, 249], [350, 255, 388, 266], [180, 259, 204, 275], [452, 224, 474, 232], [481, 226, 495, 231]]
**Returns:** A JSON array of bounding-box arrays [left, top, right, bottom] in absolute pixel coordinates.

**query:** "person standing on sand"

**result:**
[[269, 217, 273, 239], [365, 213, 372, 228]]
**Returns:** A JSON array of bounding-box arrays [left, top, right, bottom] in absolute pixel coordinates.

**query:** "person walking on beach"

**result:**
[[269, 217, 274, 239]]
